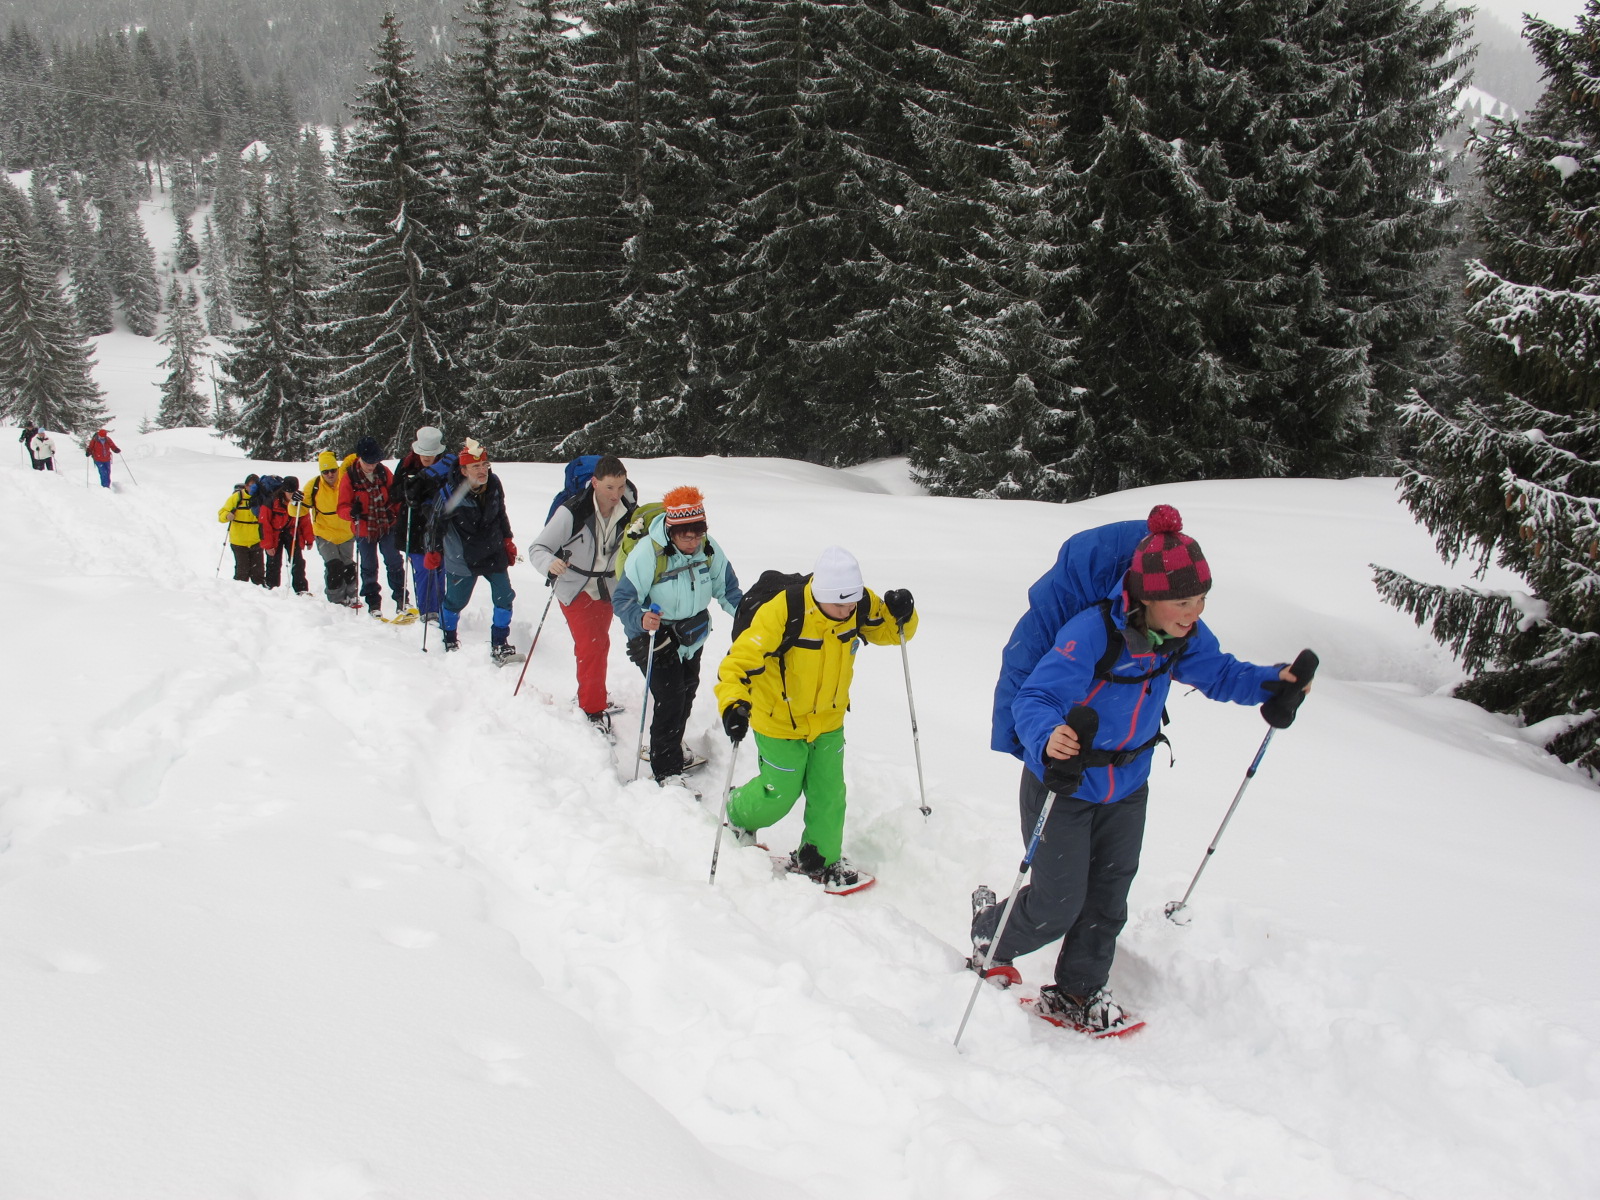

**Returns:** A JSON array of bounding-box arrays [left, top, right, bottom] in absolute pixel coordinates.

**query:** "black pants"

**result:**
[[628, 640, 701, 780], [974, 766, 1148, 996], [265, 544, 308, 592], [231, 544, 265, 586]]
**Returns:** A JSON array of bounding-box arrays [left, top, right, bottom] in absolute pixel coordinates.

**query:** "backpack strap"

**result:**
[[1093, 600, 1188, 683]]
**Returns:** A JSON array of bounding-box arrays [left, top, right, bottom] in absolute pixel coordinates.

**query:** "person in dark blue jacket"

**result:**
[[972, 505, 1305, 1036], [424, 439, 518, 663]]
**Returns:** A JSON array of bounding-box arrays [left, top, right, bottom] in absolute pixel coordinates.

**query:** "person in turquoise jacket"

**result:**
[[612, 486, 742, 788]]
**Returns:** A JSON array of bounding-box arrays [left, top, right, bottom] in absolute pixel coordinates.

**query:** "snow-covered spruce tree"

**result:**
[[155, 278, 211, 428], [470, 0, 629, 457], [315, 12, 465, 451], [28, 176, 69, 277], [227, 181, 323, 459], [466, 0, 573, 454], [65, 185, 115, 337], [714, 0, 942, 463], [200, 218, 235, 334], [919, 0, 1466, 500], [1375, 2, 1600, 773], [97, 186, 162, 337], [0, 210, 109, 435], [588, 0, 736, 457]]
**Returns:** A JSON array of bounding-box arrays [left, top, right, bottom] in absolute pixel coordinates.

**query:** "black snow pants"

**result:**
[[628, 639, 701, 781], [974, 766, 1148, 997]]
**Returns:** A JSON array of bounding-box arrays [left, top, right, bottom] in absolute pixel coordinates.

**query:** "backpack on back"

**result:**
[[249, 474, 287, 518], [991, 519, 1159, 756], [730, 570, 865, 665], [547, 454, 602, 522], [612, 501, 666, 582]]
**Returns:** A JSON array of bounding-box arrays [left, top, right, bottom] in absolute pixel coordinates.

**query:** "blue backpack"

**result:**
[[991, 520, 1150, 757], [248, 475, 288, 518], [547, 455, 602, 521]]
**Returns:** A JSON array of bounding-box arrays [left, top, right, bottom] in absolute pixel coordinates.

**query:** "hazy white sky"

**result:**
[[1469, 0, 1590, 34]]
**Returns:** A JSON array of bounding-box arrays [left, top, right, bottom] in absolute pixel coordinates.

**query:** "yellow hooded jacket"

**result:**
[[218, 489, 261, 547], [304, 456, 354, 544], [715, 585, 917, 742]]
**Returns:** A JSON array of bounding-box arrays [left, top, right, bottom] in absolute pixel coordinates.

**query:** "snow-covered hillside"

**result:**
[[2, 425, 1597, 1198]]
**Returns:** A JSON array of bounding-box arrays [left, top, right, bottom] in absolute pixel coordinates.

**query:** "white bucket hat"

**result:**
[[412, 425, 446, 456]]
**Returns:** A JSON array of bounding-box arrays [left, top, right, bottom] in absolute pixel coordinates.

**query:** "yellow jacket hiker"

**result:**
[[218, 486, 261, 547], [714, 546, 918, 896]]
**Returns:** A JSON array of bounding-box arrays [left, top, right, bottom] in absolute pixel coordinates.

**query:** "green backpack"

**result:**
[[613, 502, 666, 583], [613, 501, 716, 588]]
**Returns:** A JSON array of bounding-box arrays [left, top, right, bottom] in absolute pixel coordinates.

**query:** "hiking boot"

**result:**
[[783, 846, 874, 895], [490, 643, 518, 666], [586, 710, 613, 737], [656, 773, 701, 800], [967, 885, 1019, 984], [442, 630, 460, 652], [966, 955, 1022, 987], [1034, 986, 1140, 1036]]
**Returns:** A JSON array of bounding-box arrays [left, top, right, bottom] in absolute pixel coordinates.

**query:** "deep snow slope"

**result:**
[[2, 434, 1597, 1200]]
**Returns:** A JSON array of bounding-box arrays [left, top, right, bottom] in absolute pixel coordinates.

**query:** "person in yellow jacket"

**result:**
[[714, 545, 918, 896], [303, 450, 359, 607], [218, 474, 264, 586]]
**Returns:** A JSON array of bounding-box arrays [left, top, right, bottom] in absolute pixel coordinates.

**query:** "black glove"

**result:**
[[1041, 706, 1100, 797], [722, 701, 751, 743], [348, 496, 364, 520], [1261, 649, 1319, 729], [883, 588, 915, 623]]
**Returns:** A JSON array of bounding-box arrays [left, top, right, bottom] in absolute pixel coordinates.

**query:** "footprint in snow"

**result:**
[[380, 927, 439, 949]]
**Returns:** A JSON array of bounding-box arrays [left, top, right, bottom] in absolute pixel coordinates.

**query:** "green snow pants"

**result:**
[[726, 728, 848, 865]]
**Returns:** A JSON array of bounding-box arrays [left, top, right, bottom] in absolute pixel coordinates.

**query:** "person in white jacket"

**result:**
[[527, 456, 637, 732], [28, 430, 56, 471]]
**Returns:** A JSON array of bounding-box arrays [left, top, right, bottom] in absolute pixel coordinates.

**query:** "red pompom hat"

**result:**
[[1125, 504, 1212, 602]]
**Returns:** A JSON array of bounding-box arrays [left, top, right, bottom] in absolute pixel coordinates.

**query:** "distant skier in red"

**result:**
[[85, 430, 119, 488]]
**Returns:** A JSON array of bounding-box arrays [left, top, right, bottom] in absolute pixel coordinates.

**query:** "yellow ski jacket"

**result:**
[[716, 584, 917, 742], [304, 467, 353, 544], [218, 489, 261, 547]]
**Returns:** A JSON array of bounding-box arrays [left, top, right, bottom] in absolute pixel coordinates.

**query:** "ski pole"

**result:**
[[215, 529, 230, 576], [1164, 649, 1318, 925], [115, 450, 138, 485], [898, 628, 931, 818], [512, 548, 569, 690], [707, 735, 745, 885], [632, 605, 662, 781], [955, 705, 1098, 1049]]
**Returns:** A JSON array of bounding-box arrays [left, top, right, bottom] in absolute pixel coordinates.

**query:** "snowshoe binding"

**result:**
[[490, 643, 522, 667], [966, 885, 1021, 987], [1024, 986, 1145, 1038], [779, 844, 876, 896]]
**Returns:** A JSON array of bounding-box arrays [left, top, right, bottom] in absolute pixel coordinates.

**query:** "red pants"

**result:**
[[562, 591, 614, 715]]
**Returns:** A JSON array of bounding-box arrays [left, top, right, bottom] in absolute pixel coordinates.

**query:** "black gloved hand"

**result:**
[[1041, 706, 1100, 797], [883, 588, 915, 623], [348, 496, 364, 520], [722, 701, 751, 743], [1261, 649, 1319, 729]]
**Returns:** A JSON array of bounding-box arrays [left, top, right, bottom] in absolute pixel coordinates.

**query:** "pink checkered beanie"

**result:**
[[1125, 505, 1212, 602]]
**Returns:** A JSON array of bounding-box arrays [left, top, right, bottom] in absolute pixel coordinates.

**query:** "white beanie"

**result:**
[[812, 546, 864, 605], [412, 425, 447, 456]]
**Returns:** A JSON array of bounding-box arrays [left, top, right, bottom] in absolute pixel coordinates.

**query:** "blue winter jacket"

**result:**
[[992, 520, 1148, 756], [1013, 584, 1282, 804], [612, 515, 743, 661]]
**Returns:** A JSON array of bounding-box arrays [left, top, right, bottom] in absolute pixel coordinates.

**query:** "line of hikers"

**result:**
[[17, 424, 121, 487], [216, 430, 1312, 1036]]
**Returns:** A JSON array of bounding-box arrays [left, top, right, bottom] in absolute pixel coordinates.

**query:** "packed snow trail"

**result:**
[[2, 439, 1597, 1198]]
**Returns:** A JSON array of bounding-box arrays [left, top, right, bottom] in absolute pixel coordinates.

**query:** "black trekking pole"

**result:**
[[954, 706, 1098, 1049], [707, 733, 745, 885], [897, 627, 932, 819], [215, 528, 230, 577], [632, 605, 662, 781], [511, 549, 570, 691], [1164, 649, 1318, 925]]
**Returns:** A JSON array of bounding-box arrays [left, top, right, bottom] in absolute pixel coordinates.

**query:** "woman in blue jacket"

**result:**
[[612, 486, 742, 788], [973, 505, 1304, 1036]]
